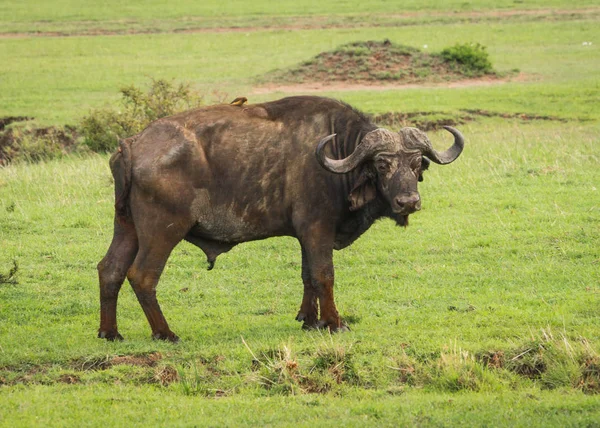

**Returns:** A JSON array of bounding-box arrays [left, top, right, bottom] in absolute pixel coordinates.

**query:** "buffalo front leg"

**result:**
[[296, 246, 319, 329], [300, 228, 347, 332], [97, 218, 138, 341]]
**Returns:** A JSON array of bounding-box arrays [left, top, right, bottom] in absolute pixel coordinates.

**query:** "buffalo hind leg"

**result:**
[[127, 214, 192, 342], [296, 246, 319, 329], [97, 218, 139, 341]]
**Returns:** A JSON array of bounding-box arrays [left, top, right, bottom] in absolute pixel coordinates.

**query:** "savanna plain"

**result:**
[[1, 1, 599, 426]]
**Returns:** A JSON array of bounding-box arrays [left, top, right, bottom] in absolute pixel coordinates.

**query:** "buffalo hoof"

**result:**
[[296, 312, 318, 330], [98, 330, 124, 341], [301, 321, 319, 330], [316, 319, 350, 333], [152, 332, 180, 343]]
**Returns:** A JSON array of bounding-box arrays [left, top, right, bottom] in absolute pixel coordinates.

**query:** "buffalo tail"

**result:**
[[110, 138, 133, 222]]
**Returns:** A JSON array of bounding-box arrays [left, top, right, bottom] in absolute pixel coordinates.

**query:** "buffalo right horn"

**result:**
[[316, 130, 388, 174]]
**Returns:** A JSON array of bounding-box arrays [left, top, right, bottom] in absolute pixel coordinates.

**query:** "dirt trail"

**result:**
[[253, 74, 529, 95], [1, 7, 597, 39]]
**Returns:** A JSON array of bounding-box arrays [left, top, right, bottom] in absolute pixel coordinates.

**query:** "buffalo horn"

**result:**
[[316, 133, 382, 174], [421, 126, 465, 165]]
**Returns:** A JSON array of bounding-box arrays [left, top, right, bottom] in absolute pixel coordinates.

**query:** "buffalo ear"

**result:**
[[418, 156, 431, 182], [348, 169, 376, 211]]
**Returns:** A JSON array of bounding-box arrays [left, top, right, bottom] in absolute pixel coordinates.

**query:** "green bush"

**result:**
[[440, 43, 493, 76], [80, 78, 203, 153]]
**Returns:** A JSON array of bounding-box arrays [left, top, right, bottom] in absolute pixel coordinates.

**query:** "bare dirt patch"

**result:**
[[110, 352, 163, 367], [71, 352, 163, 371], [580, 356, 600, 394], [373, 112, 468, 132], [253, 76, 515, 95], [0, 119, 79, 165], [58, 374, 81, 384], [0, 353, 174, 387], [371, 108, 569, 131], [477, 351, 506, 369], [0, 116, 32, 131], [461, 108, 568, 122], [155, 365, 179, 386]]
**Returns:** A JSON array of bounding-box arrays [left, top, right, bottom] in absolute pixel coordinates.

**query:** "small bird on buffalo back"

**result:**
[[230, 97, 248, 107]]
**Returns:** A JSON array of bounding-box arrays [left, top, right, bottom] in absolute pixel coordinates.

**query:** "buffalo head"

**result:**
[[316, 126, 464, 224]]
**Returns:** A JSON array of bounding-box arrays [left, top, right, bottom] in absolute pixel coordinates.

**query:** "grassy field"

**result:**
[[1, 1, 600, 426], [2, 0, 599, 32], [1, 10, 599, 124]]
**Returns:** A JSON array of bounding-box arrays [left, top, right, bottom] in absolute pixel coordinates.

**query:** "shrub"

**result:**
[[440, 43, 493, 76], [0, 260, 18, 284], [80, 78, 203, 152]]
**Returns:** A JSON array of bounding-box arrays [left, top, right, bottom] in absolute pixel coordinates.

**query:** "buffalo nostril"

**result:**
[[395, 194, 421, 211]]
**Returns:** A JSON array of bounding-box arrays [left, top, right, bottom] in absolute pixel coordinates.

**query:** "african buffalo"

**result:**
[[97, 96, 464, 341]]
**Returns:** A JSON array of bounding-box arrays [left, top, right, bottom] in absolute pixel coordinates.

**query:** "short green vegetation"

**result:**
[[0, 260, 18, 284], [440, 43, 494, 76], [1, 0, 600, 425], [80, 79, 204, 153]]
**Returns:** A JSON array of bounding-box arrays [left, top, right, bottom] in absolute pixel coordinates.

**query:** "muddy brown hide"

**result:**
[[97, 96, 463, 342]]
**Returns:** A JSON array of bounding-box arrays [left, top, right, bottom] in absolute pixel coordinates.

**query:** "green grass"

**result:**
[[1, 123, 598, 357], [2, 8, 599, 37], [1, 18, 599, 125], [2, 0, 598, 25], [3, 386, 600, 426], [1, 122, 599, 424], [1, 0, 600, 425]]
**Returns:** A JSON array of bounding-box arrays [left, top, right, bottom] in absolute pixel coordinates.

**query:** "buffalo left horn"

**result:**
[[420, 126, 465, 165], [316, 132, 383, 174]]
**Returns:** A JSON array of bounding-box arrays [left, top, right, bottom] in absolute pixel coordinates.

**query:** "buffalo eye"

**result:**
[[410, 157, 423, 171], [376, 161, 389, 174]]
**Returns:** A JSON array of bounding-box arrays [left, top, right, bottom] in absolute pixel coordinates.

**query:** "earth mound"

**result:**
[[0, 117, 78, 165], [262, 40, 499, 85]]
